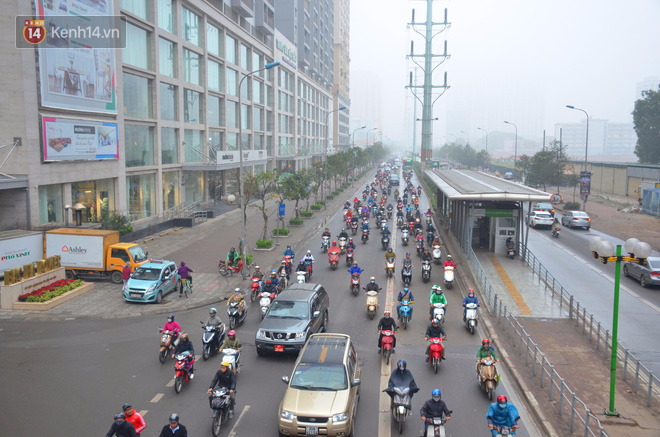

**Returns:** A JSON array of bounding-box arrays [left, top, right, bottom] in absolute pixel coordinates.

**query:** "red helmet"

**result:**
[[332, 241, 337, 246], [482, 338, 490, 345], [497, 395, 507, 403]]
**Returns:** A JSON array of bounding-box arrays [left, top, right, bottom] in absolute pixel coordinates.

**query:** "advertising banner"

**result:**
[[216, 150, 267, 164], [45, 233, 104, 269], [0, 234, 43, 275], [42, 117, 118, 161], [580, 171, 591, 196]]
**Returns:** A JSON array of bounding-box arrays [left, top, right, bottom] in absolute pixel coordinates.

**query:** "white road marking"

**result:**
[[165, 379, 174, 387], [228, 405, 251, 437], [150, 393, 164, 403], [139, 410, 148, 417]]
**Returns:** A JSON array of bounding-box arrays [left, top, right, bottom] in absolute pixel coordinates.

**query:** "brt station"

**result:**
[[424, 169, 552, 255]]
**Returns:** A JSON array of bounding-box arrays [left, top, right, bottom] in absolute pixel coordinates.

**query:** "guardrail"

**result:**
[[519, 243, 660, 407], [467, 247, 608, 437]]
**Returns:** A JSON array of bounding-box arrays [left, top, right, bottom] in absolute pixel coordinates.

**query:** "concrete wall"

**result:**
[[0, 189, 29, 231]]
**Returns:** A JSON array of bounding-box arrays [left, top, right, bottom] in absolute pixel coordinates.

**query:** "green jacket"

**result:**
[[429, 292, 447, 305], [476, 346, 499, 361], [221, 337, 242, 350]]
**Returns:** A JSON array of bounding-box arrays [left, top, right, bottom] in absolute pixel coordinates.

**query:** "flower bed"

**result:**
[[299, 211, 314, 218], [18, 279, 83, 303]]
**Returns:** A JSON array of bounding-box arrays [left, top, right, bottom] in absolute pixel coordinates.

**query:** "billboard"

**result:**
[[580, 171, 591, 196], [34, 0, 117, 113], [42, 117, 119, 161]]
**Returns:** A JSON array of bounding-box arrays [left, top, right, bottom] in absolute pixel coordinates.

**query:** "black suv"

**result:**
[[255, 283, 330, 355]]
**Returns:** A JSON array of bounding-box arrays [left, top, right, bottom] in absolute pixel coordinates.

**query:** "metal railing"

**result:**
[[519, 243, 660, 407], [467, 247, 608, 436]]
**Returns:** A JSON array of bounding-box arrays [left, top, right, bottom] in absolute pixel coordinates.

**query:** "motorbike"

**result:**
[[259, 291, 276, 319], [416, 239, 424, 257], [362, 192, 367, 201], [401, 228, 409, 245], [339, 237, 348, 254], [506, 237, 515, 259], [552, 228, 560, 238], [478, 357, 500, 400], [414, 198, 420, 210], [381, 234, 391, 250], [380, 330, 395, 364], [401, 264, 413, 286], [321, 235, 330, 253], [349, 271, 362, 296], [418, 187, 422, 196], [250, 277, 262, 302], [381, 218, 388, 230], [173, 351, 194, 394], [303, 260, 314, 279], [227, 300, 247, 329], [399, 300, 413, 330], [426, 215, 432, 226], [346, 247, 355, 266], [328, 251, 340, 270], [218, 261, 249, 279], [375, 216, 382, 229], [361, 229, 369, 244], [464, 302, 479, 335], [432, 244, 443, 264], [387, 209, 393, 219], [296, 270, 307, 284], [432, 302, 447, 324], [389, 386, 412, 434], [444, 266, 454, 289], [365, 288, 380, 319], [386, 257, 395, 278], [210, 387, 232, 436], [397, 216, 404, 228], [200, 321, 226, 360], [158, 328, 178, 364], [279, 270, 288, 290], [221, 348, 240, 375], [421, 259, 432, 283], [428, 337, 445, 373], [350, 221, 358, 235], [423, 413, 451, 437]]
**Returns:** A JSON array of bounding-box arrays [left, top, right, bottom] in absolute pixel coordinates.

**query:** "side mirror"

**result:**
[[313, 310, 320, 318], [351, 378, 361, 387], [282, 376, 290, 384]]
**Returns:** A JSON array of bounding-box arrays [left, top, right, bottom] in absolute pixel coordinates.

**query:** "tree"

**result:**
[[632, 88, 660, 164], [515, 155, 532, 178], [232, 168, 258, 253], [310, 162, 325, 203], [245, 170, 278, 241], [281, 170, 311, 218]]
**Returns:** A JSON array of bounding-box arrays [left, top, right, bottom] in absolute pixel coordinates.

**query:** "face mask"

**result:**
[[115, 421, 125, 427], [432, 396, 441, 402], [371, 281, 375, 284], [498, 403, 507, 409], [210, 314, 215, 318]]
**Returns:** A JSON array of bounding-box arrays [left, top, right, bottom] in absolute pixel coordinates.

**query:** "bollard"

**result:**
[[549, 365, 555, 401], [647, 372, 654, 407], [570, 394, 577, 432], [623, 350, 629, 381]]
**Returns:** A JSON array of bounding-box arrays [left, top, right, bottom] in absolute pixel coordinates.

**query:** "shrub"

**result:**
[[272, 228, 290, 236], [310, 204, 322, 211], [289, 218, 304, 225], [318, 200, 326, 205], [245, 253, 254, 266], [256, 239, 274, 249], [327, 195, 335, 200], [18, 279, 83, 303], [564, 202, 580, 210], [100, 211, 133, 235], [300, 211, 314, 218]]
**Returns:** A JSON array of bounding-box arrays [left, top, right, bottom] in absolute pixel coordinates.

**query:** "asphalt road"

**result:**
[[0, 167, 539, 437]]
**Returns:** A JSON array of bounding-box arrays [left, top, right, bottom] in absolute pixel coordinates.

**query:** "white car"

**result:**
[[528, 211, 553, 228]]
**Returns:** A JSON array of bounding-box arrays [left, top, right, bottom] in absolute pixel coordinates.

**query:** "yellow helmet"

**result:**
[[221, 361, 231, 368]]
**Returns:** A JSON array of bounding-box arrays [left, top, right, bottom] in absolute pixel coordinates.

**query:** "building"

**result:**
[[554, 120, 637, 159], [332, 0, 351, 153], [350, 71, 383, 149], [636, 76, 660, 100]]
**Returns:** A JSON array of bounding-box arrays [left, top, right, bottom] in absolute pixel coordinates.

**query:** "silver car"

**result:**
[[528, 211, 554, 228], [623, 256, 660, 288], [561, 211, 591, 230]]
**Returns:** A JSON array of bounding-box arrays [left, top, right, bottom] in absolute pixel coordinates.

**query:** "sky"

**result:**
[[349, 0, 660, 149]]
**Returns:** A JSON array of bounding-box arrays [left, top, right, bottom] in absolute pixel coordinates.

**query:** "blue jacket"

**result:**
[[283, 249, 295, 257], [487, 402, 519, 428], [362, 223, 370, 231], [462, 295, 480, 307], [349, 266, 363, 275]]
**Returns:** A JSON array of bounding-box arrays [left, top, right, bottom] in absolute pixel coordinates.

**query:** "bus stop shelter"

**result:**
[[424, 169, 551, 255]]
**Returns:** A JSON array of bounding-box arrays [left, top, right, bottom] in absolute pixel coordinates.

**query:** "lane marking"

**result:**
[[487, 254, 533, 315], [228, 405, 251, 437], [165, 379, 174, 388], [139, 410, 148, 417], [150, 393, 164, 403]]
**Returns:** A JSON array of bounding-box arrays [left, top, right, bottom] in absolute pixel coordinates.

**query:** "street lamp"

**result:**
[[367, 128, 378, 160], [448, 133, 457, 143], [477, 127, 488, 152], [460, 130, 470, 146], [589, 236, 653, 417], [566, 105, 590, 210], [503, 121, 518, 172], [238, 61, 280, 258], [324, 106, 347, 203]]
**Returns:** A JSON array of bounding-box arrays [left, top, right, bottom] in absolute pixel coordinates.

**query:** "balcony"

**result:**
[[255, 0, 275, 35], [231, 0, 254, 17]]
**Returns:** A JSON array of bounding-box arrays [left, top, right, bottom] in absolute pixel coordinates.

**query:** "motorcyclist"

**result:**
[[477, 339, 500, 373], [283, 245, 295, 258], [350, 215, 359, 227], [301, 250, 315, 265], [162, 314, 181, 346], [227, 288, 246, 316], [462, 289, 480, 321], [204, 308, 224, 352], [225, 247, 241, 269], [207, 361, 237, 418], [429, 285, 447, 319], [415, 230, 425, 243], [276, 261, 289, 281], [177, 262, 193, 294], [487, 395, 520, 436], [338, 228, 349, 241], [424, 318, 447, 362], [387, 203, 394, 212], [268, 270, 280, 291], [381, 224, 391, 237], [396, 209, 404, 224], [105, 413, 138, 437], [218, 329, 241, 371], [252, 265, 264, 281], [171, 332, 195, 377], [385, 360, 420, 409], [413, 218, 423, 233], [384, 247, 396, 260], [365, 277, 380, 292], [328, 240, 341, 259], [262, 278, 277, 295], [343, 201, 351, 210], [421, 248, 432, 263], [402, 252, 413, 268], [551, 218, 561, 233], [122, 403, 146, 436], [344, 208, 353, 221], [425, 208, 433, 217], [377, 309, 398, 353], [361, 205, 370, 218], [349, 261, 363, 276], [321, 227, 332, 241], [443, 255, 455, 268], [426, 229, 435, 245], [346, 237, 356, 252], [396, 287, 415, 321], [420, 389, 451, 436]]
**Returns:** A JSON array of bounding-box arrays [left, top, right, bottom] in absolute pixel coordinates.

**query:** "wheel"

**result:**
[[229, 317, 236, 330], [65, 270, 76, 280], [641, 275, 649, 288], [250, 289, 257, 302], [488, 387, 493, 400], [322, 311, 329, 332], [623, 265, 629, 277], [385, 349, 391, 365], [174, 375, 183, 393], [403, 318, 407, 330], [212, 411, 222, 436], [487, 381, 495, 400], [183, 282, 189, 298], [434, 358, 438, 374], [111, 270, 123, 284], [156, 291, 163, 304], [203, 348, 210, 360], [219, 265, 228, 276], [240, 266, 250, 279], [159, 349, 167, 364], [369, 312, 374, 320], [256, 348, 266, 357], [398, 414, 404, 434], [470, 325, 475, 335]]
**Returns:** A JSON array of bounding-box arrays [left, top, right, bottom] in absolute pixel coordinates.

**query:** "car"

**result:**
[[528, 211, 554, 228], [255, 283, 329, 356], [389, 175, 400, 186], [561, 211, 591, 230], [123, 260, 180, 304], [503, 172, 513, 180], [623, 256, 660, 288], [279, 333, 361, 437], [533, 202, 555, 217]]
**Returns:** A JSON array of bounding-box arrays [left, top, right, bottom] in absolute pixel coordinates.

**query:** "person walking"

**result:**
[[122, 262, 132, 290]]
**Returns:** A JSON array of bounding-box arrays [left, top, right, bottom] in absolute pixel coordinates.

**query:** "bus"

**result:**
[[402, 158, 413, 170]]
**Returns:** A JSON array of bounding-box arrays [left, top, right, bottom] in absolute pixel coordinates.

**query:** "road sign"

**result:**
[[279, 203, 286, 216], [550, 193, 562, 205]]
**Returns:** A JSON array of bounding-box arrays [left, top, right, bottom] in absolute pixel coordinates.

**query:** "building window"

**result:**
[[121, 0, 150, 21], [38, 185, 63, 224], [183, 89, 202, 123], [125, 124, 154, 167], [253, 78, 261, 104], [71, 179, 116, 223], [254, 134, 263, 150], [240, 44, 249, 70], [163, 171, 180, 210], [127, 173, 156, 220], [208, 95, 222, 127], [123, 23, 150, 70], [253, 107, 262, 131], [182, 7, 200, 46], [160, 83, 177, 121], [226, 132, 238, 151], [207, 23, 221, 57], [225, 34, 236, 64], [226, 101, 237, 128], [208, 60, 222, 92], [209, 130, 223, 154], [265, 84, 272, 107], [158, 0, 175, 33], [184, 129, 203, 162], [240, 75, 249, 100], [123, 74, 152, 119], [241, 104, 250, 130], [226, 68, 238, 96], [159, 38, 176, 77], [161, 127, 178, 164], [252, 52, 262, 75], [183, 49, 200, 85], [184, 171, 203, 204]]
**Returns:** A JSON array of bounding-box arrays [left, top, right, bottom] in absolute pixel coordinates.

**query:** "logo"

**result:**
[[23, 20, 45, 45], [276, 333, 283, 339], [61, 245, 87, 255]]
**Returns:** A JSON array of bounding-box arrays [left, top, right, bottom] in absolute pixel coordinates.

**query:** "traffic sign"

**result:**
[[550, 193, 562, 205], [279, 203, 286, 216]]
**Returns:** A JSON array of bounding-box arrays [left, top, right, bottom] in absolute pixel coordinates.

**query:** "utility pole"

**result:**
[[412, 68, 418, 160], [407, 1, 450, 164]]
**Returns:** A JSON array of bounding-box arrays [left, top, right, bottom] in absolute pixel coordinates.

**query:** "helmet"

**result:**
[[370, 276, 376, 282], [169, 413, 179, 423], [221, 361, 230, 368], [384, 309, 391, 315], [115, 413, 126, 420], [482, 338, 490, 346], [447, 255, 452, 259], [435, 286, 443, 294], [271, 270, 277, 275], [167, 314, 174, 321], [342, 228, 345, 232], [405, 252, 411, 256], [384, 224, 388, 229], [468, 289, 475, 295], [281, 260, 286, 264], [228, 330, 236, 336], [396, 360, 407, 371], [287, 245, 292, 250], [307, 250, 312, 255], [234, 287, 241, 293], [254, 265, 260, 270], [332, 241, 337, 246], [348, 238, 353, 243], [431, 318, 439, 324], [230, 247, 235, 251], [497, 395, 508, 404], [122, 403, 131, 411], [432, 389, 441, 397], [388, 247, 393, 252], [353, 261, 358, 266], [209, 308, 217, 314], [432, 285, 439, 291]]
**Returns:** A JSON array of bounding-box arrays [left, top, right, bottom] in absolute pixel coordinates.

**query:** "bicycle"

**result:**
[[181, 278, 192, 298]]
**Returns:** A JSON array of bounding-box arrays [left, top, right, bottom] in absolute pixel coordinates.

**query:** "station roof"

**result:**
[[424, 169, 552, 202]]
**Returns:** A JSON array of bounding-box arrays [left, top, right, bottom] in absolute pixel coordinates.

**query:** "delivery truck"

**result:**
[[0, 230, 44, 277], [45, 228, 148, 283]]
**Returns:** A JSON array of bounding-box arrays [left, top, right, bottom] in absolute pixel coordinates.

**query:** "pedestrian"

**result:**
[[158, 413, 189, 437], [122, 403, 146, 435], [105, 413, 138, 437], [122, 262, 132, 290]]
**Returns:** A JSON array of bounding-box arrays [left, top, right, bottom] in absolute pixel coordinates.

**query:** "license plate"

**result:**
[[130, 293, 141, 298], [305, 426, 319, 435], [274, 345, 284, 352]]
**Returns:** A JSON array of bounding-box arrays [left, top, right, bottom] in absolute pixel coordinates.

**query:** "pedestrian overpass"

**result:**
[[424, 169, 551, 254]]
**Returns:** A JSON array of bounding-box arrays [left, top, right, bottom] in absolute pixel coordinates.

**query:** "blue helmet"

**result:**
[[432, 389, 441, 396]]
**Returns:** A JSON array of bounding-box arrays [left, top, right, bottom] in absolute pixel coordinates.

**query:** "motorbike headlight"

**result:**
[[332, 412, 349, 423], [256, 329, 267, 339], [280, 410, 295, 421]]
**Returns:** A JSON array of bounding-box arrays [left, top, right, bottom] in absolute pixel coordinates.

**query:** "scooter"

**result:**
[[338, 237, 348, 254], [258, 291, 276, 319], [227, 300, 247, 330], [432, 244, 443, 264], [389, 386, 412, 434], [158, 328, 178, 364], [380, 330, 395, 364], [328, 251, 340, 271], [364, 288, 380, 319], [361, 229, 369, 244], [221, 348, 240, 375], [321, 235, 330, 253], [349, 272, 361, 296], [478, 358, 500, 400], [423, 413, 451, 437], [401, 228, 409, 245], [399, 300, 413, 330], [387, 209, 392, 219], [428, 337, 444, 373], [385, 257, 395, 278], [552, 228, 560, 238], [417, 257, 430, 282], [210, 387, 232, 436], [416, 239, 424, 257], [249, 277, 262, 302], [279, 270, 288, 290], [381, 234, 391, 250], [444, 266, 454, 289], [350, 221, 358, 235], [346, 247, 354, 266], [506, 237, 515, 259], [464, 302, 479, 334], [200, 321, 226, 360], [375, 216, 382, 229], [426, 215, 432, 226], [296, 270, 307, 284], [401, 264, 413, 286], [381, 218, 388, 230], [173, 351, 194, 394], [303, 260, 314, 279], [397, 216, 404, 228], [283, 255, 294, 276], [492, 425, 517, 436], [432, 302, 446, 324]]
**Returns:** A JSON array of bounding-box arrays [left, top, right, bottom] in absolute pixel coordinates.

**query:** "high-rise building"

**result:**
[[350, 71, 383, 149], [636, 76, 660, 100], [554, 119, 637, 159], [333, 0, 351, 152]]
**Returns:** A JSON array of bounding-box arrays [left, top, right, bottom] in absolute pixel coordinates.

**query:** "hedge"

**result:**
[[310, 204, 322, 210], [318, 200, 327, 205], [299, 211, 314, 218], [327, 195, 335, 200], [289, 218, 304, 225], [272, 228, 290, 236], [564, 202, 580, 210], [256, 239, 274, 248]]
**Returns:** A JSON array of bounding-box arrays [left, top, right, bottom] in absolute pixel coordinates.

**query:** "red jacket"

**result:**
[[122, 265, 132, 280], [443, 260, 455, 268], [126, 410, 147, 434]]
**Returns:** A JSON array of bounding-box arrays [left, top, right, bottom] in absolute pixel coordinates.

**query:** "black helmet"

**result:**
[[167, 314, 174, 321], [169, 413, 179, 423], [230, 247, 235, 251], [122, 403, 131, 411], [114, 413, 126, 420], [397, 360, 407, 371]]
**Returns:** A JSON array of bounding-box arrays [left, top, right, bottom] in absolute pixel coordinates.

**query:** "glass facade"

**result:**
[[125, 125, 154, 167], [159, 38, 176, 77], [123, 23, 150, 70], [253, 106, 262, 131], [160, 82, 177, 121], [207, 23, 221, 57], [38, 185, 63, 224], [241, 104, 250, 129], [225, 35, 236, 65], [209, 130, 223, 154], [226, 69, 237, 96], [162, 171, 180, 210], [226, 132, 238, 151], [161, 127, 178, 164], [127, 174, 156, 220], [71, 179, 116, 223], [240, 44, 249, 70], [183, 49, 200, 85], [226, 101, 237, 128], [123, 74, 152, 119], [208, 95, 221, 127], [183, 89, 202, 123], [158, 0, 175, 33], [252, 52, 262, 75], [184, 171, 203, 204], [184, 129, 203, 162], [253, 78, 261, 103], [121, 0, 149, 21], [208, 60, 222, 91], [182, 7, 200, 46]]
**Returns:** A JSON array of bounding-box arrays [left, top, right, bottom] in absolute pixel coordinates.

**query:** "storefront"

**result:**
[[71, 178, 116, 223]]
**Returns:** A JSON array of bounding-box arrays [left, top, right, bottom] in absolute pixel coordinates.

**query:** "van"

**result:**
[[389, 174, 400, 186]]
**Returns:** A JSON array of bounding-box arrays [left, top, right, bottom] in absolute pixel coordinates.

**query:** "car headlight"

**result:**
[[256, 329, 267, 339], [280, 410, 295, 420], [332, 412, 349, 423], [147, 284, 156, 293], [294, 331, 307, 339]]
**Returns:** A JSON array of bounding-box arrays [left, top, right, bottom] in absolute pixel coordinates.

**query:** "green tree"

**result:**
[[632, 88, 660, 164], [281, 170, 311, 218], [245, 170, 278, 241]]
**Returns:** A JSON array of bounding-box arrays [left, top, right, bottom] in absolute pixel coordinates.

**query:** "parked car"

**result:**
[[623, 256, 660, 288], [503, 172, 513, 180], [123, 260, 180, 304], [532, 202, 555, 217], [279, 333, 360, 437], [255, 283, 329, 356], [561, 211, 591, 230], [528, 211, 554, 228]]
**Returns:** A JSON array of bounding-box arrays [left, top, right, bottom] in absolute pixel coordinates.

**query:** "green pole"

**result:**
[[605, 244, 621, 416]]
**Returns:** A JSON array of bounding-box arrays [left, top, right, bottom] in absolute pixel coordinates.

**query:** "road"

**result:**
[[0, 167, 540, 437]]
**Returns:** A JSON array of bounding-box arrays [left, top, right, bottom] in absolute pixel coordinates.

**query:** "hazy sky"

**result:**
[[350, 0, 660, 145]]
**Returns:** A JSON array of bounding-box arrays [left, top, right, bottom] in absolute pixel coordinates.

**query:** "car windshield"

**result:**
[[290, 363, 348, 390], [129, 246, 148, 262], [537, 204, 553, 209], [132, 267, 162, 281], [267, 300, 309, 319]]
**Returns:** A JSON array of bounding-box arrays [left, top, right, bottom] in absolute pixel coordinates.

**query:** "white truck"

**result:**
[[0, 230, 44, 278]]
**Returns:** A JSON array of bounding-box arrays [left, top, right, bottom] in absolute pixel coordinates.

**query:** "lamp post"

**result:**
[[238, 61, 280, 258], [448, 133, 457, 144], [324, 106, 347, 203], [351, 126, 366, 187], [367, 128, 377, 162], [460, 130, 470, 146], [477, 127, 488, 152], [566, 105, 590, 210], [504, 121, 518, 172], [589, 237, 653, 416]]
